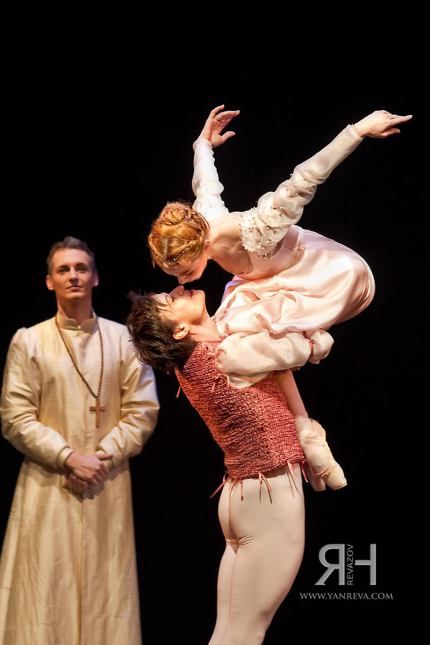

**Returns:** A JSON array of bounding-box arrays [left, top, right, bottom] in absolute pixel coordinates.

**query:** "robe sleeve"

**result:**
[[1, 329, 74, 468], [97, 331, 159, 468], [240, 125, 363, 256], [192, 138, 229, 222]]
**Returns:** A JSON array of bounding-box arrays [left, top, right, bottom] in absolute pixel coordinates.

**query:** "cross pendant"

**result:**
[[89, 398, 106, 428]]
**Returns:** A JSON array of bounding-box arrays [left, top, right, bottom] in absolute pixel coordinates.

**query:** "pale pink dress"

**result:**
[[192, 126, 375, 387]]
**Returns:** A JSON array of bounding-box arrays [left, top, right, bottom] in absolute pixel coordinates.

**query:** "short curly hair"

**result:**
[[127, 291, 196, 373]]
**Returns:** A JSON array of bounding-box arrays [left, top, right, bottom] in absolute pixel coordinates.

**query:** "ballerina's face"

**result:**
[[164, 252, 209, 285]]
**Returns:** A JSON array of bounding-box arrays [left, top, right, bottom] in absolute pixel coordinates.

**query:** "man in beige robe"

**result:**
[[0, 236, 159, 645]]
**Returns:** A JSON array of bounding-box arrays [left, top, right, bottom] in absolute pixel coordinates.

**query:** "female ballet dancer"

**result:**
[[148, 106, 412, 386]]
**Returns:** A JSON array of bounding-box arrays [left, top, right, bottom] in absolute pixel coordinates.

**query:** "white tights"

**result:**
[[209, 464, 305, 645]]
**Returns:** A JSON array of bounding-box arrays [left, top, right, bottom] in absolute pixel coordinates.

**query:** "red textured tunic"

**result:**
[[176, 341, 304, 480]]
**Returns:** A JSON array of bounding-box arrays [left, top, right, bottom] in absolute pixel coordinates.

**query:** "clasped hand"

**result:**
[[64, 450, 113, 494]]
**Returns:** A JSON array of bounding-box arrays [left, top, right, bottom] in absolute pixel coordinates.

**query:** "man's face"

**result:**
[[46, 249, 99, 305], [164, 254, 209, 285], [152, 286, 207, 328]]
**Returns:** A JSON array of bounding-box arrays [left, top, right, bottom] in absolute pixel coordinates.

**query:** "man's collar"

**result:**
[[56, 311, 98, 333]]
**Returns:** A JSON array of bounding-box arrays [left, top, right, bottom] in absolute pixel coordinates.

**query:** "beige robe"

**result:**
[[0, 314, 159, 645]]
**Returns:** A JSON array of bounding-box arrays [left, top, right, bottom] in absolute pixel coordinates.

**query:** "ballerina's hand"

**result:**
[[197, 104, 240, 148], [353, 110, 413, 138]]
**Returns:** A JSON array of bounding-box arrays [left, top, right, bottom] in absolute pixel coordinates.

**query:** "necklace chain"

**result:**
[[55, 315, 104, 400]]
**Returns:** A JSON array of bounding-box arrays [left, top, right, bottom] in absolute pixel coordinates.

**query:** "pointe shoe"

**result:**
[[295, 416, 347, 490]]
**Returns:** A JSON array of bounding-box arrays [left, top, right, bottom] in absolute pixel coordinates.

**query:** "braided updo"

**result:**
[[148, 202, 209, 269]]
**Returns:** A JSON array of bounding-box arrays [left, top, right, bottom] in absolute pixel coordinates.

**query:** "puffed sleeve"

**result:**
[[1, 329, 74, 468], [97, 331, 159, 468], [240, 125, 363, 256], [216, 328, 334, 389], [192, 138, 229, 222]]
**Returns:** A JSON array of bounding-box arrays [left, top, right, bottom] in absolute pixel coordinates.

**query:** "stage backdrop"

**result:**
[[0, 3, 424, 644]]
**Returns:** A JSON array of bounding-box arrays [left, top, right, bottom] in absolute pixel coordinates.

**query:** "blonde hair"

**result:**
[[148, 202, 209, 269]]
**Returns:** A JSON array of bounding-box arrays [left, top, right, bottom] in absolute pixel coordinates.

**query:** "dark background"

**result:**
[[0, 3, 425, 644]]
